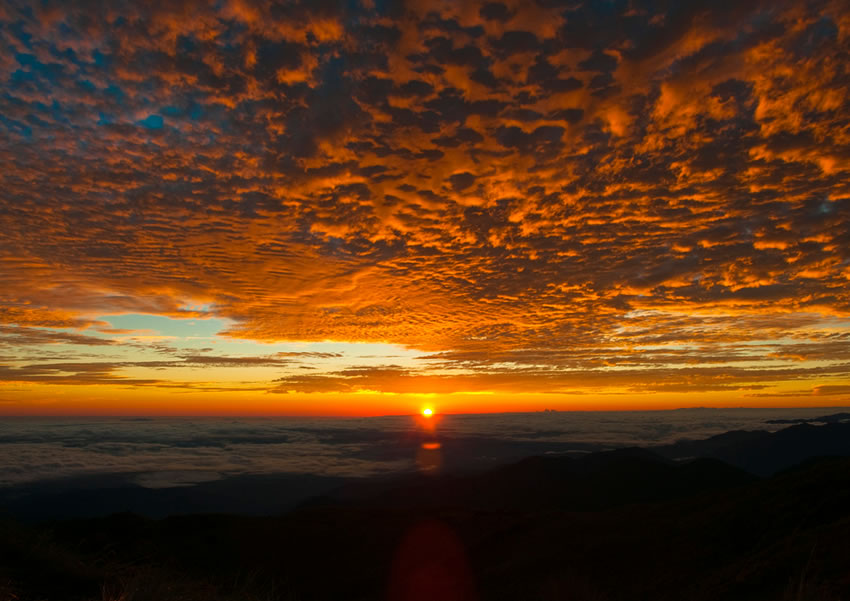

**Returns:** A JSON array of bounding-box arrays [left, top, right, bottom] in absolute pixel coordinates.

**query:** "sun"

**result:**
[[422, 407, 433, 417]]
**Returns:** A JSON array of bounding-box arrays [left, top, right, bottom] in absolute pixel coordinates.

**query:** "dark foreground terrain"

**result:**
[[2, 422, 850, 601]]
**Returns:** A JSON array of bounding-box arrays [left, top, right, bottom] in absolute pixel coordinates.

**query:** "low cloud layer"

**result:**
[[0, 409, 844, 487]]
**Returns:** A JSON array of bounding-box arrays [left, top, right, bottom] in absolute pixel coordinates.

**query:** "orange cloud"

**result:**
[[0, 0, 849, 412]]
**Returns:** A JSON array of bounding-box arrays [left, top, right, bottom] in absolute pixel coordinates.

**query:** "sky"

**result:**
[[0, 0, 849, 415]]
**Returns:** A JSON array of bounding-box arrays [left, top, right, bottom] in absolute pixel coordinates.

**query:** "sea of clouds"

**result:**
[[0, 407, 846, 489]]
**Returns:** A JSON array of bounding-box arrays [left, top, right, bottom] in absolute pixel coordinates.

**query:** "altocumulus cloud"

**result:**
[[0, 0, 849, 398]]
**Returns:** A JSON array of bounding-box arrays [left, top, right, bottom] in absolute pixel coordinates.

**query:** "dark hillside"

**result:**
[[657, 421, 850, 475], [1, 456, 848, 600]]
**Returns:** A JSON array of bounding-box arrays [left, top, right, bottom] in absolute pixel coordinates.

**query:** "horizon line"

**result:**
[[2, 406, 848, 419]]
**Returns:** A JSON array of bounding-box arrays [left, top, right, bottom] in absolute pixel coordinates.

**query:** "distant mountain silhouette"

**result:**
[[314, 446, 754, 512], [656, 421, 850, 476], [764, 411, 850, 424]]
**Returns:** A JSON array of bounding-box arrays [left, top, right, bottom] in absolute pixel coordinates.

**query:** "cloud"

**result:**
[[0, 352, 301, 389], [176, 354, 294, 367], [812, 385, 850, 396], [270, 360, 850, 396], [0, 409, 843, 487], [0, 325, 115, 346], [0, 0, 848, 401]]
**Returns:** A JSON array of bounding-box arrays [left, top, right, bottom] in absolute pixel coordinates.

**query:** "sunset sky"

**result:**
[[1, 0, 849, 415]]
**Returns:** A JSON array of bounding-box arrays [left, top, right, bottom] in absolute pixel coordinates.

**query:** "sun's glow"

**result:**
[[422, 407, 433, 417]]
